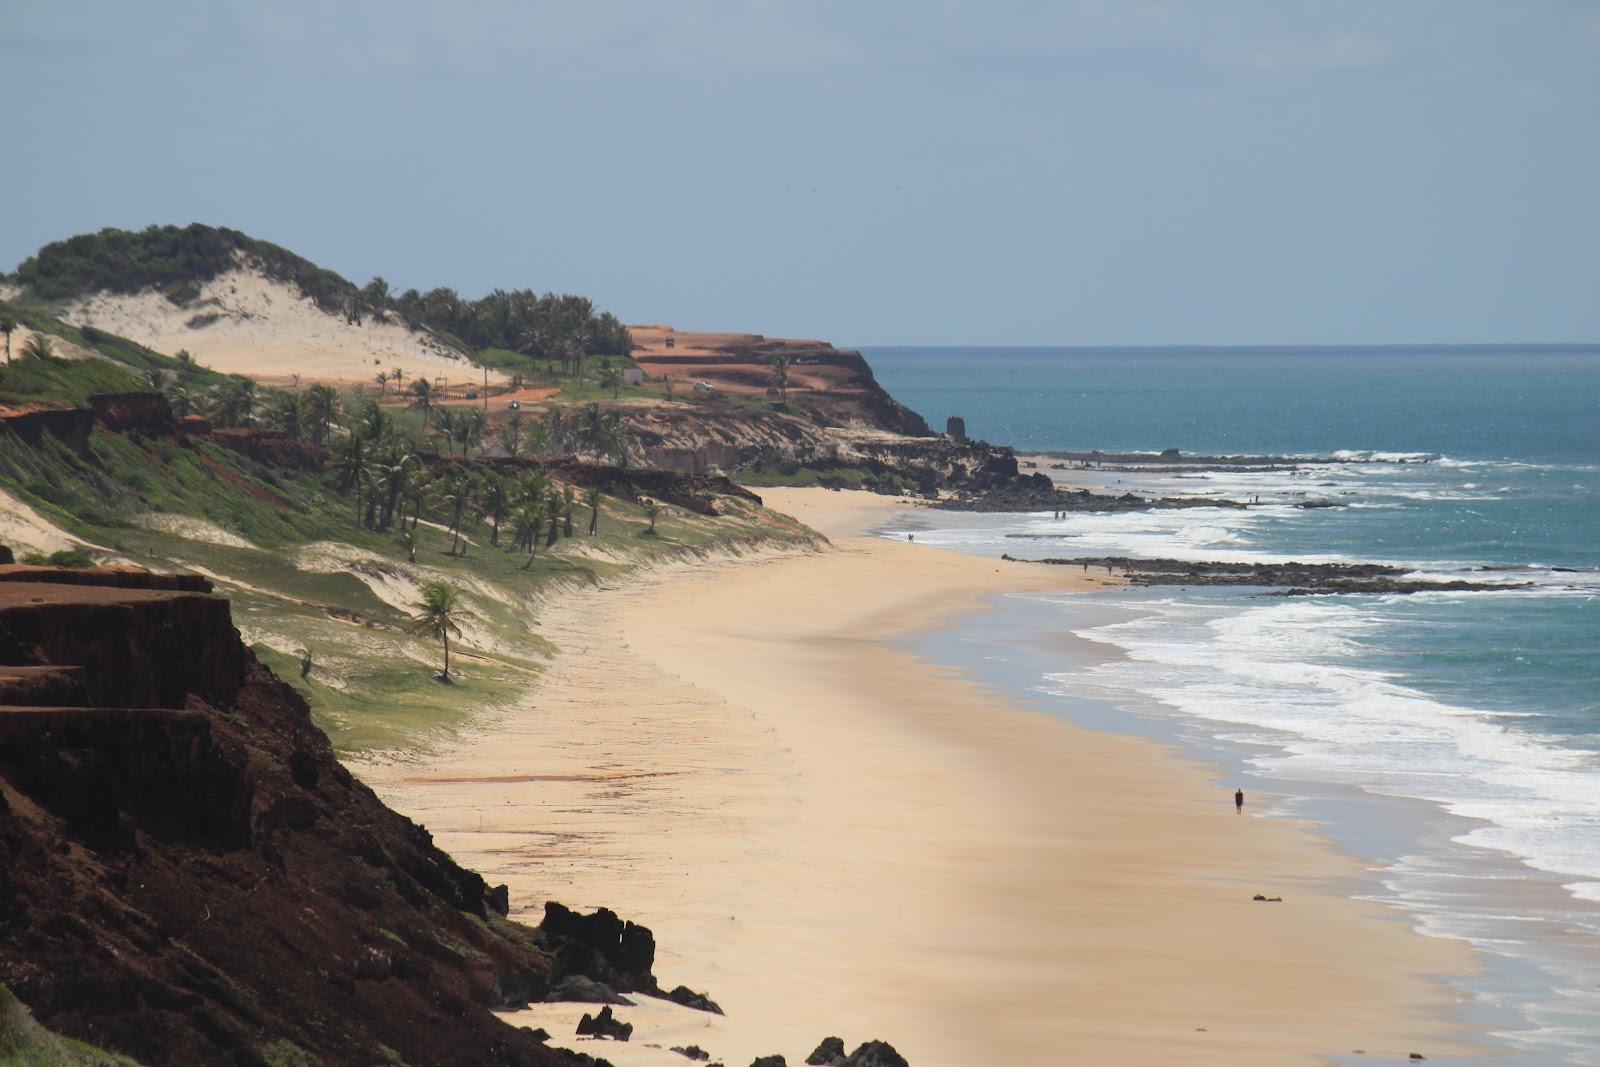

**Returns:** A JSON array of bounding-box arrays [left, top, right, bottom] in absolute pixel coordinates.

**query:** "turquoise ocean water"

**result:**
[[864, 345, 1600, 1064]]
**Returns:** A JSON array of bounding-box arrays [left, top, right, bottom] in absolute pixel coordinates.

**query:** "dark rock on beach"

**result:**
[[841, 1041, 910, 1067], [575, 1005, 633, 1041], [751, 1057, 788, 1067], [807, 1037, 848, 1065], [663, 983, 726, 1014], [537, 901, 658, 993], [804, 1038, 909, 1067], [545, 975, 636, 1006], [672, 1046, 712, 1061]]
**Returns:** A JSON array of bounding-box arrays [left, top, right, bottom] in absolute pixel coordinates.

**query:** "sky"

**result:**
[[3, 1, 1598, 346]]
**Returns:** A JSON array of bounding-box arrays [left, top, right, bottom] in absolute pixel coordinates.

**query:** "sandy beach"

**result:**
[[359, 488, 1481, 1066]]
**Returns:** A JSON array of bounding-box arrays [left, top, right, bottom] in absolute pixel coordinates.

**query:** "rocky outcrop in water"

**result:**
[[940, 481, 1249, 513], [1003, 555, 1530, 594]]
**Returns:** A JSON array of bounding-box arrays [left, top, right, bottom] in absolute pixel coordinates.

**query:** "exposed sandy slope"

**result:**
[[0, 488, 110, 556], [60, 269, 502, 387], [0, 322, 97, 380], [360, 489, 1479, 1067]]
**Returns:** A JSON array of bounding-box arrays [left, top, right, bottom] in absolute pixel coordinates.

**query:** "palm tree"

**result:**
[[375, 370, 389, 396], [578, 403, 608, 456], [163, 379, 193, 418], [599, 363, 625, 399], [525, 421, 551, 458], [354, 397, 393, 446], [390, 366, 405, 391], [0, 315, 15, 365], [643, 498, 662, 535], [408, 580, 472, 681], [560, 484, 577, 537], [439, 468, 476, 556], [409, 377, 435, 430], [502, 410, 525, 457], [434, 407, 459, 456], [517, 468, 551, 505], [267, 392, 307, 439], [544, 407, 567, 455], [304, 384, 341, 444], [406, 469, 431, 531], [22, 334, 55, 362], [585, 486, 603, 535], [212, 375, 257, 427], [446, 407, 476, 457], [330, 434, 373, 525], [462, 408, 486, 456], [372, 448, 419, 531], [510, 499, 548, 569], [770, 354, 790, 401], [479, 471, 509, 546], [600, 411, 632, 467], [545, 487, 564, 548]]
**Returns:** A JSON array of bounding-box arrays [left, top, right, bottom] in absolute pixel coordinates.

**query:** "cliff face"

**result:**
[[623, 402, 1020, 495], [630, 326, 930, 437], [0, 568, 577, 1067]]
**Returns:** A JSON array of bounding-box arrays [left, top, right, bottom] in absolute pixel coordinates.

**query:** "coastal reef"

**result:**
[[1003, 555, 1531, 595]]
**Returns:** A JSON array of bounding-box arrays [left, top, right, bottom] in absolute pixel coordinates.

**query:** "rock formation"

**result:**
[[0, 566, 593, 1066]]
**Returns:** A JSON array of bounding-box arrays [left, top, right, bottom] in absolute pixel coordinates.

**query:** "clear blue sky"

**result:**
[[4, 1, 1597, 345]]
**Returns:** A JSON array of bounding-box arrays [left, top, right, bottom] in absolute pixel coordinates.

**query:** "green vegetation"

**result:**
[[389, 288, 631, 373], [0, 353, 142, 407], [11, 224, 357, 314], [0, 295, 226, 409], [740, 464, 918, 493], [770, 353, 790, 401], [7, 224, 633, 381], [20, 550, 93, 568], [0, 983, 141, 1066], [0, 291, 816, 761], [255, 1039, 320, 1067]]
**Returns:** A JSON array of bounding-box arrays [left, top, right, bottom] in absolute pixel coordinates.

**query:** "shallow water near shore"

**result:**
[[865, 344, 1600, 1064]]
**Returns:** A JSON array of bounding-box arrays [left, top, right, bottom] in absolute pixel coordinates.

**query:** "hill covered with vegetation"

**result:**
[[0, 301, 811, 755], [7, 224, 633, 373]]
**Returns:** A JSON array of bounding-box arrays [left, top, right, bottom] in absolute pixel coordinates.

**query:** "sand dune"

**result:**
[[60, 270, 501, 387]]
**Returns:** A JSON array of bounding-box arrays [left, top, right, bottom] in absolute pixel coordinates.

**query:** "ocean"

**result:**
[[863, 345, 1600, 1065]]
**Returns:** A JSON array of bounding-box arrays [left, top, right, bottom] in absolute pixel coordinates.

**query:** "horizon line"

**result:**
[[849, 340, 1600, 352]]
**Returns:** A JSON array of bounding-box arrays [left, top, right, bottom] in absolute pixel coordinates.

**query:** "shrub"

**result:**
[[20, 549, 94, 568]]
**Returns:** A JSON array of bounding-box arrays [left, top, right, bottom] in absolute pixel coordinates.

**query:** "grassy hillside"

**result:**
[[0, 309, 814, 757], [0, 985, 139, 1067], [0, 295, 225, 408]]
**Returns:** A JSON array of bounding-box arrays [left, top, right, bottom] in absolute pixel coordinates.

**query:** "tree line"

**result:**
[[9, 225, 632, 375]]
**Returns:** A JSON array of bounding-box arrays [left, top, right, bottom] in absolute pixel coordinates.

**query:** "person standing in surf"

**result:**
[[1235, 788, 1245, 814]]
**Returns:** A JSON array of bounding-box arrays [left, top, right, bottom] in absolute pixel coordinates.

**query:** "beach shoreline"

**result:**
[[359, 487, 1483, 1066]]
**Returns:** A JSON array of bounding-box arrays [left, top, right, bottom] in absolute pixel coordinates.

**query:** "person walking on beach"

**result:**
[[1235, 788, 1245, 814]]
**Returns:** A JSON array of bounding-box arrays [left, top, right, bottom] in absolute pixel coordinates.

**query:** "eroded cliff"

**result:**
[[0, 567, 584, 1066]]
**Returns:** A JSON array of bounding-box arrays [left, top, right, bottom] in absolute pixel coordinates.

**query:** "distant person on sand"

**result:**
[[907, 533, 914, 542], [1235, 788, 1245, 814]]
